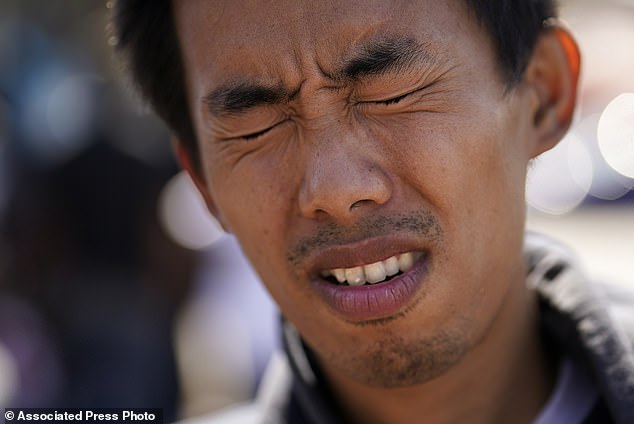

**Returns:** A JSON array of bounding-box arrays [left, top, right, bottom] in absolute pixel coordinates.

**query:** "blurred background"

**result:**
[[0, 0, 631, 421]]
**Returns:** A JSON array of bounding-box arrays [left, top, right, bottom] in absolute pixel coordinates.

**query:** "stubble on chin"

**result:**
[[328, 328, 468, 388]]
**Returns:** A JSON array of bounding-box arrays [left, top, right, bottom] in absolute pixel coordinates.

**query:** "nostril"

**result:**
[[298, 154, 392, 219], [349, 199, 373, 211]]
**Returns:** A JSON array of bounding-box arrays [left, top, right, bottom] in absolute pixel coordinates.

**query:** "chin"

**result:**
[[325, 325, 469, 388]]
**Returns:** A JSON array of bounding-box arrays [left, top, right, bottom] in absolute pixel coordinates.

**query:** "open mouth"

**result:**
[[319, 251, 424, 286]]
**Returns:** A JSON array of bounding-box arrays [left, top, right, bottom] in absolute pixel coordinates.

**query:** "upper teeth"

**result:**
[[320, 252, 421, 286]]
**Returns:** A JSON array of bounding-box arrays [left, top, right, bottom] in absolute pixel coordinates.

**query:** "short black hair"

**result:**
[[111, 0, 557, 170]]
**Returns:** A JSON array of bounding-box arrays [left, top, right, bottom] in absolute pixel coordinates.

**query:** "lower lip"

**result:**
[[311, 254, 429, 322]]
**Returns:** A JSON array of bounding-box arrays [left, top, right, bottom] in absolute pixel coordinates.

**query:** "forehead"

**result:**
[[173, 0, 486, 94]]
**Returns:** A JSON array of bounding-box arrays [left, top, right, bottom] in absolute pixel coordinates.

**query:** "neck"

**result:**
[[319, 272, 556, 424]]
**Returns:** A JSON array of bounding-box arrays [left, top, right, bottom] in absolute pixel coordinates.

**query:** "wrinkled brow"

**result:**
[[203, 82, 290, 116], [334, 36, 437, 82], [203, 36, 436, 116]]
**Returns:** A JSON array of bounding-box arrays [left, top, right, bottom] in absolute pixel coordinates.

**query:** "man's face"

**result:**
[[175, 0, 540, 387]]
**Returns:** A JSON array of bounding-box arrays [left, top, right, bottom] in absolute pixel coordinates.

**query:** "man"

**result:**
[[112, 1, 634, 422]]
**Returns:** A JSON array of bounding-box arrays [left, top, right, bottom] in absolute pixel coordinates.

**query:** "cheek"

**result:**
[[438, 126, 526, 258], [388, 112, 528, 324], [445, 131, 527, 322], [213, 176, 310, 315], [221, 181, 291, 254], [204, 142, 309, 301], [207, 138, 300, 225]]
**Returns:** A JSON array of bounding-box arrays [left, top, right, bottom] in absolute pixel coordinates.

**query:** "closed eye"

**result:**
[[368, 81, 438, 107], [376, 92, 411, 105], [232, 119, 289, 141], [240, 126, 274, 140]]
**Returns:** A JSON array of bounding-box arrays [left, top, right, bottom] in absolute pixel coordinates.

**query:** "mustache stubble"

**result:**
[[287, 210, 444, 267]]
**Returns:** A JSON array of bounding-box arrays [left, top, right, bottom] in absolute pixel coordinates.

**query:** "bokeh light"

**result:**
[[18, 70, 98, 166], [0, 342, 18, 406], [526, 133, 593, 215], [47, 73, 100, 148], [576, 113, 634, 201], [598, 93, 634, 179], [158, 171, 225, 250]]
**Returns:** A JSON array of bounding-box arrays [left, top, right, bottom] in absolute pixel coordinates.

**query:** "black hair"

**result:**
[[111, 0, 557, 170], [464, 0, 557, 85], [112, 0, 196, 166]]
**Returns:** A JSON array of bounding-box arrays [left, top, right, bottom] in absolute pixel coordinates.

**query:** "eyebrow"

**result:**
[[203, 36, 436, 116], [203, 82, 291, 116], [336, 36, 436, 82]]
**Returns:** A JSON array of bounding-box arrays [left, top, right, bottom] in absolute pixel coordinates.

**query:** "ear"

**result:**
[[525, 23, 581, 158], [172, 137, 231, 232]]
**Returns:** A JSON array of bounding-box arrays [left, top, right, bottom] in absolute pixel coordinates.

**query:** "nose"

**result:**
[[298, 126, 393, 222]]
